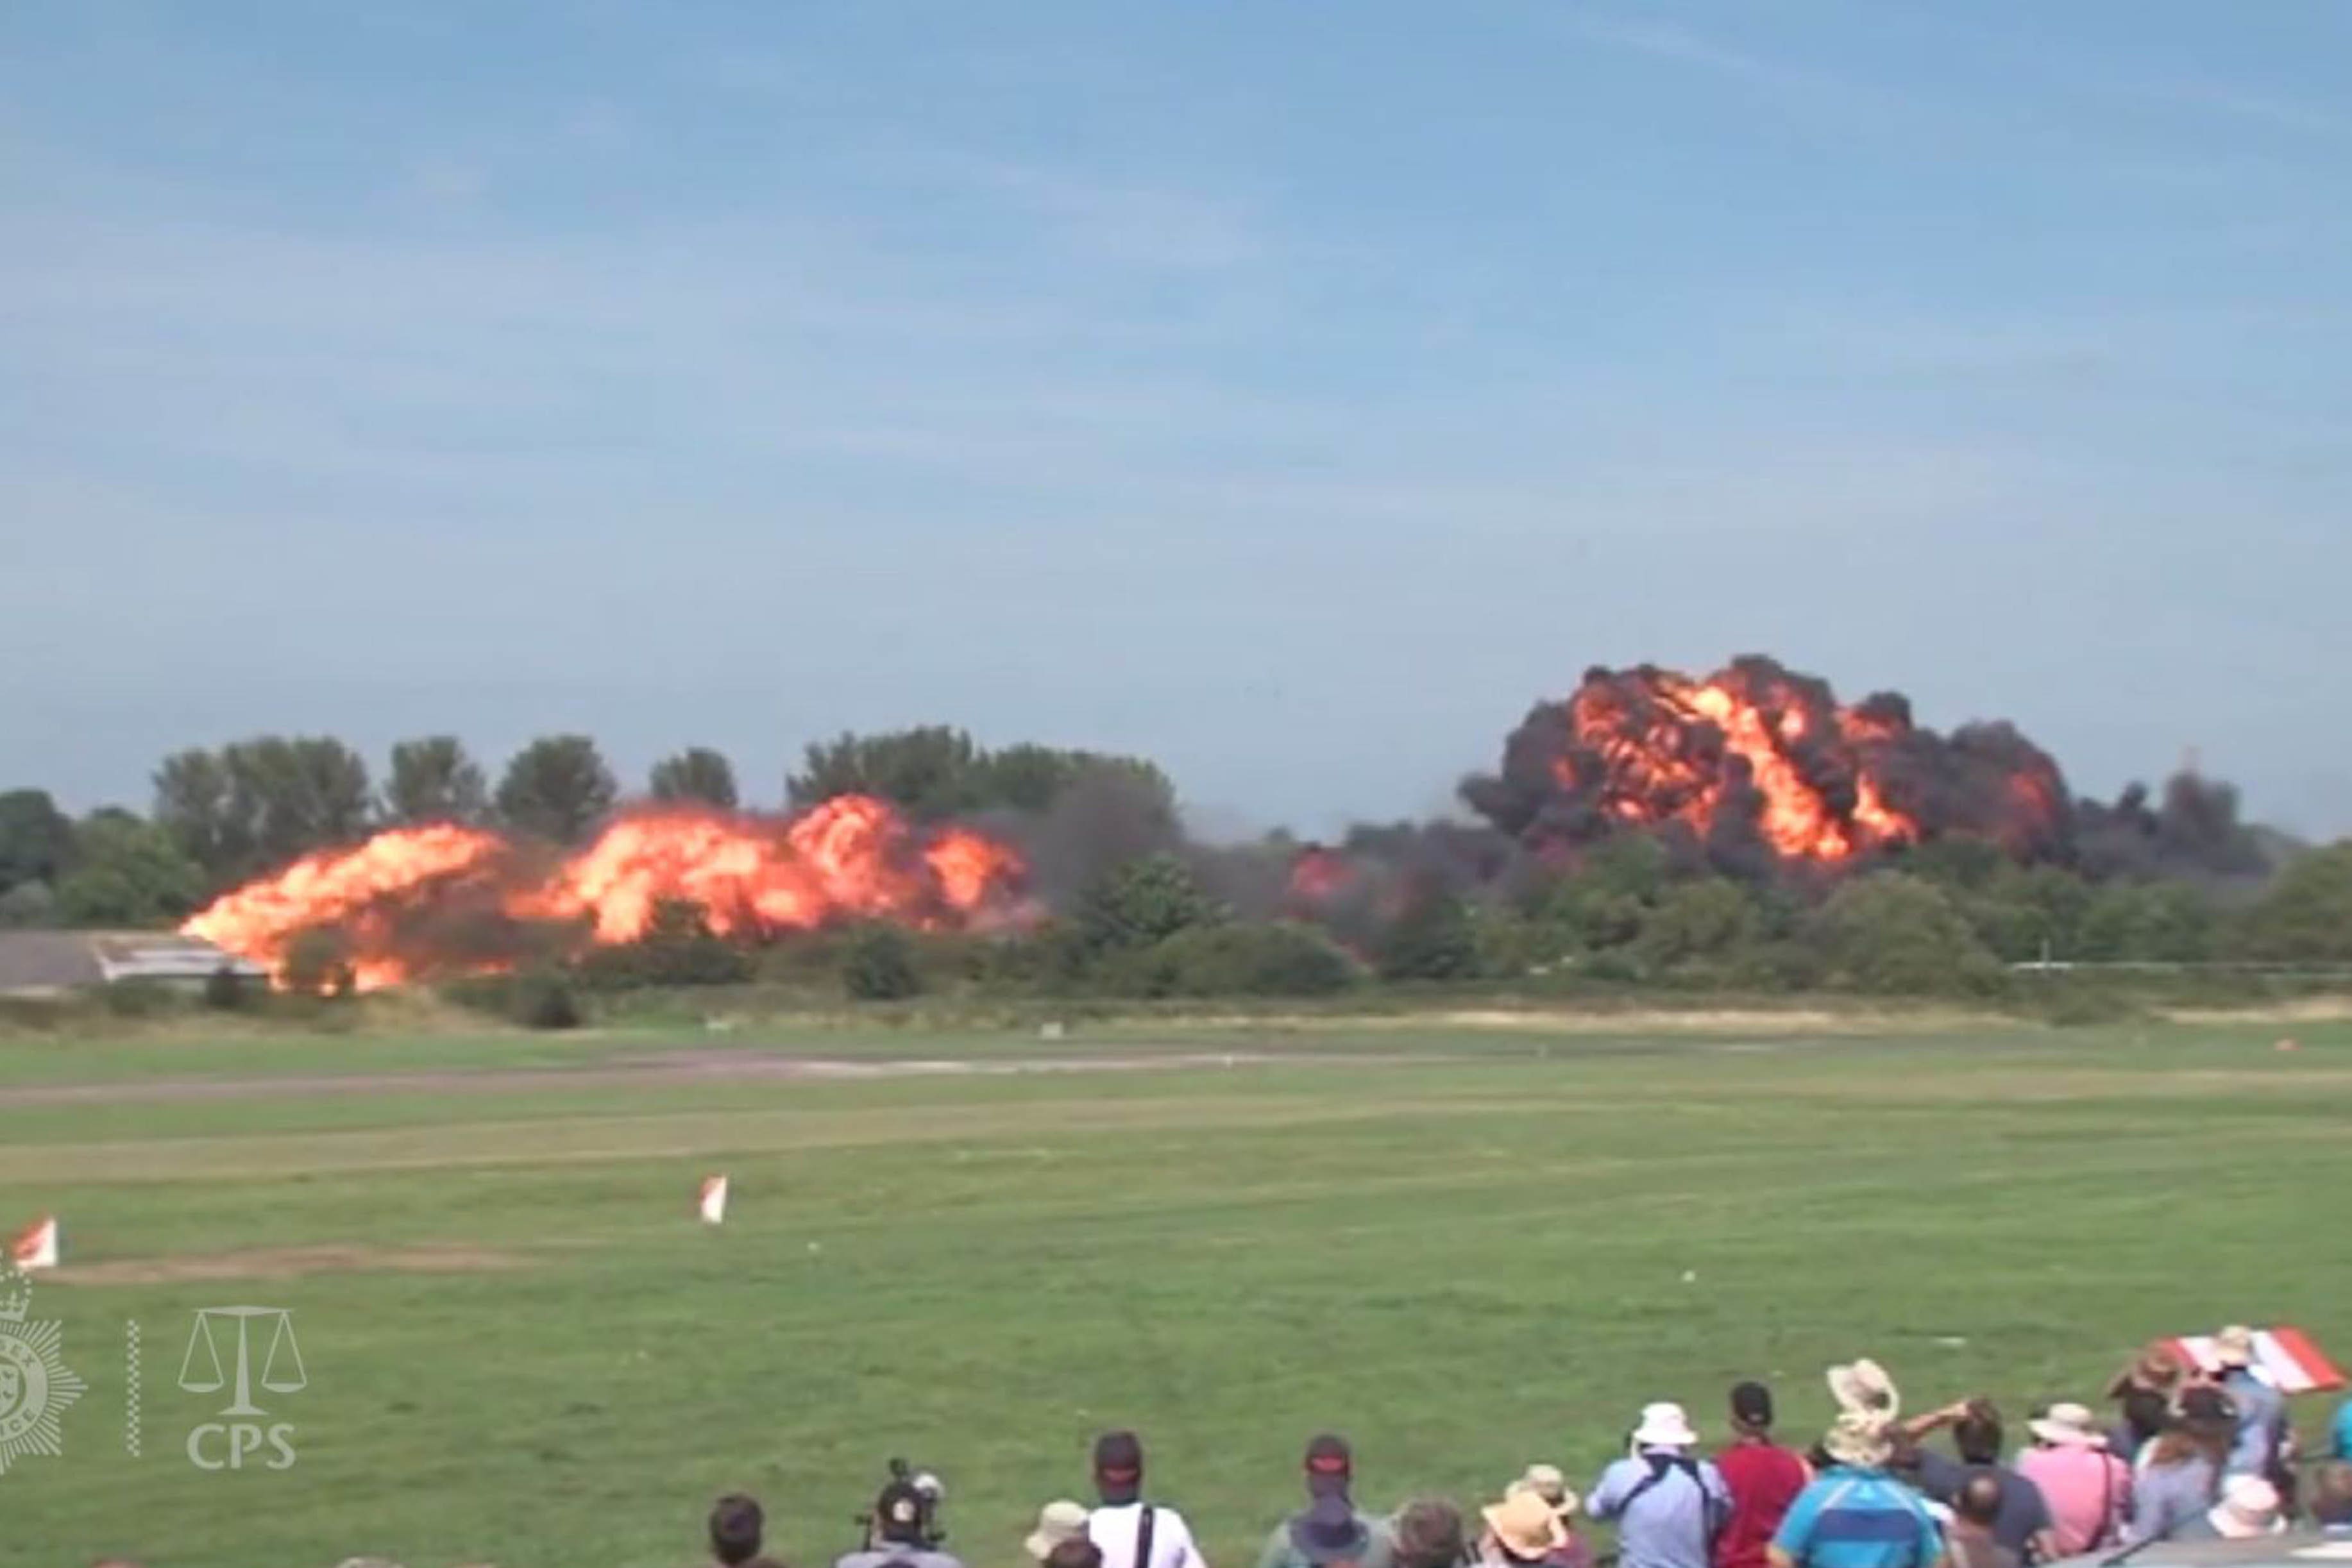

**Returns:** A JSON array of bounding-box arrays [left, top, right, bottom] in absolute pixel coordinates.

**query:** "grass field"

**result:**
[[4, 1016, 2348, 1567]]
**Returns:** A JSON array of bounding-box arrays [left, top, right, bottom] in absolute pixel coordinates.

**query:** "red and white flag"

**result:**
[[2169, 1326, 2346, 1394], [8, 1214, 58, 1271], [698, 1175, 729, 1226]]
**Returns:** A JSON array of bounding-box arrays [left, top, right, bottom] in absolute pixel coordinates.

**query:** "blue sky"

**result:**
[[4, 1, 2348, 839]]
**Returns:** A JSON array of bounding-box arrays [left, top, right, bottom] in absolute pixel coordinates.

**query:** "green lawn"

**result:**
[[4, 1018, 2347, 1567]]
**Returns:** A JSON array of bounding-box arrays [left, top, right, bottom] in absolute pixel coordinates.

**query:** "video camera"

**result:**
[[854, 1456, 948, 1552]]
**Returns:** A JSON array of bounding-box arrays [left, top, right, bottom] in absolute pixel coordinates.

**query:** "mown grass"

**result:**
[[4, 1020, 2347, 1568]]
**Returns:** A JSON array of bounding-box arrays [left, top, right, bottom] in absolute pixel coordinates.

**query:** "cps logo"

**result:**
[[178, 1307, 305, 1471]]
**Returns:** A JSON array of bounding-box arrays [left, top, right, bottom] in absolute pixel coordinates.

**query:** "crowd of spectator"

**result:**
[[122, 1324, 2346, 1568]]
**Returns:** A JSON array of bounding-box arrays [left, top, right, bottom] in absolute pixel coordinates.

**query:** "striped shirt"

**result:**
[[1771, 1467, 1942, 1568]]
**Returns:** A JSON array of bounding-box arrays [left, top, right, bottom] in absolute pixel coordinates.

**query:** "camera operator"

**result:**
[[836, 1475, 967, 1568]]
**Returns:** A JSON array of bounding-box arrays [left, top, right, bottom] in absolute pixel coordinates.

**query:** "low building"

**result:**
[[0, 931, 266, 996]]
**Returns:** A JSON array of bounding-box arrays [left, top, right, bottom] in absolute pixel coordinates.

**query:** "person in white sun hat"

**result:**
[[2016, 1403, 2130, 1555], [1587, 1403, 1730, 1568], [2179, 1474, 2286, 1541]]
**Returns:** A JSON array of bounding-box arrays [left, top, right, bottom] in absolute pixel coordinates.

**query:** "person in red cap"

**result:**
[[1087, 1431, 1209, 1568], [1258, 1435, 1394, 1568]]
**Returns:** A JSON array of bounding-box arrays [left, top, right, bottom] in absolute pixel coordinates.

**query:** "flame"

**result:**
[[1287, 846, 1353, 903], [185, 795, 1024, 990], [1555, 663, 1924, 862]]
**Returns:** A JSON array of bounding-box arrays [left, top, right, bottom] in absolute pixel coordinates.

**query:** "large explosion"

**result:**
[[186, 795, 1024, 989], [1462, 656, 2070, 871]]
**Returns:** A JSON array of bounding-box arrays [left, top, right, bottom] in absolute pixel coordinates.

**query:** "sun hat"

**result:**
[[1827, 1360, 1900, 1419], [1483, 1489, 1569, 1560], [1290, 1494, 1373, 1565], [2108, 1340, 2188, 1398], [1026, 1500, 1091, 1562], [2208, 1474, 2285, 1539], [2215, 1326, 2258, 1370], [1632, 1402, 1699, 1449], [1822, 1410, 1895, 1470], [1510, 1464, 1580, 1520], [2027, 1403, 2108, 1449]]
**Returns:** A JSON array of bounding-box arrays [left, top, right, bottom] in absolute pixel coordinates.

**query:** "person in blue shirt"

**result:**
[[2212, 1327, 2289, 1479], [2331, 1395, 2352, 1462], [1589, 1402, 1732, 1568], [1770, 1414, 1945, 1568]]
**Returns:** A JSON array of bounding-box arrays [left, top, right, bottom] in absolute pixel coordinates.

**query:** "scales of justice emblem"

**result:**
[[177, 1306, 307, 1470], [179, 1306, 307, 1415]]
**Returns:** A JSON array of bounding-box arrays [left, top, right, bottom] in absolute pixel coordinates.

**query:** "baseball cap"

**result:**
[[1732, 1381, 1775, 1428], [1305, 1433, 1353, 1494], [874, 1479, 928, 1544], [1094, 1431, 1145, 1494]]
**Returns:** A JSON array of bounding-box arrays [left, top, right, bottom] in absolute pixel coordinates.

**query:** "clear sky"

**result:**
[[5, 1, 2348, 840]]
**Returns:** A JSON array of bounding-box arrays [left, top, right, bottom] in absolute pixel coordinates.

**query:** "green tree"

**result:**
[[1806, 872, 2004, 994], [385, 736, 489, 825], [2234, 842, 2352, 962], [0, 881, 56, 928], [789, 727, 983, 818], [2077, 882, 2215, 962], [1636, 877, 1763, 970], [842, 925, 923, 1000], [648, 748, 740, 811], [578, 899, 752, 988], [1076, 854, 1221, 954], [496, 736, 618, 843], [53, 809, 207, 927], [153, 738, 374, 884], [0, 789, 75, 893], [979, 745, 1180, 825], [1377, 889, 1481, 981]]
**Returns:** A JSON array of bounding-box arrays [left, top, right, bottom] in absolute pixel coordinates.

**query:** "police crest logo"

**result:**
[[0, 1260, 87, 1479]]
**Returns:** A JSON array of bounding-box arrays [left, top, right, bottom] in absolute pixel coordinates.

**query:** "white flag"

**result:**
[[8, 1214, 58, 1270], [698, 1176, 729, 1226]]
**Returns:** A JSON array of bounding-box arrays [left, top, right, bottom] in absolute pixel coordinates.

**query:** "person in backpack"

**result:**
[[2013, 1404, 2129, 1556], [1769, 1412, 1945, 1568], [1087, 1431, 1210, 1568], [1588, 1403, 1733, 1568], [1897, 1400, 2052, 1564]]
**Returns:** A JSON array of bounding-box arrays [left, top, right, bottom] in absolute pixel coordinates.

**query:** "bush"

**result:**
[[0, 880, 56, 929], [201, 965, 248, 1011], [842, 926, 922, 1000], [1149, 922, 1359, 998], [97, 980, 179, 1018], [577, 900, 753, 989], [515, 970, 584, 1029], [1076, 855, 1221, 954], [281, 927, 358, 998], [1376, 891, 1480, 981], [1806, 872, 2005, 995]]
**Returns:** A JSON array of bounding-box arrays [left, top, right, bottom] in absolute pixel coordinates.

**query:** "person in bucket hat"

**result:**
[[1589, 1403, 1730, 1568], [1768, 1406, 1939, 1568], [2017, 1404, 2129, 1556], [1258, 1435, 1394, 1568], [1031, 1503, 1094, 1565]]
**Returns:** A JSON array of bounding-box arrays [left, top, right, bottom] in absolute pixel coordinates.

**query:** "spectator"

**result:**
[[1052, 1542, 1110, 1568], [1946, 1475, 2018, 1568], [1770, 1412, 1943, 1568], [1392, 1499, 1471, 1568], [2124, 1387, 2236, 1546], [1031, 1503, 1094, 1566], [711, 1494, 784, 1568], [1260, 1435, 1394, 1568], [836, 1479, 965, 1568], [2015, 1403, 2129, 1556], [2308, 1462, 2352, 1535], [1504, 1466, 1594, 1568], [1480, 1488, 1570, 1568], [2174, 1475, 2285, 1542], [2335, 1395, 2352, 1463], [2104, 1344, 2187, 1462], [1899, 1401, 2052, 1563], [1589, 1403, 1732, 1568], [2212, 1327, 2289, 1481], [1716, 1382, 1811, 1568], [1088, 1431, 1209, 1568]]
